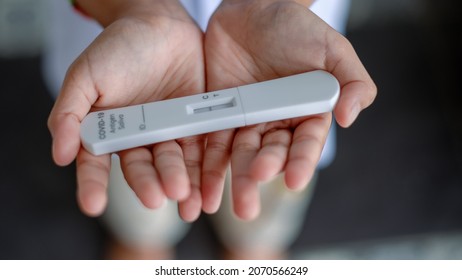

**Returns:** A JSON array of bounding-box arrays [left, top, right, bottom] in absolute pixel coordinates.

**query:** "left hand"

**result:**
[[200, 0, 377, 220]]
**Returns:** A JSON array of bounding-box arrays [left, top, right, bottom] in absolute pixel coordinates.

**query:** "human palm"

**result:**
[[203, 1, 376, 220], [48, 13, 206, 221]]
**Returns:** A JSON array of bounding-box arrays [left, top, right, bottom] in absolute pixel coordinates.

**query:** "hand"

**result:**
[[202, 0, 376, 220], [48, 0, 206, 221]]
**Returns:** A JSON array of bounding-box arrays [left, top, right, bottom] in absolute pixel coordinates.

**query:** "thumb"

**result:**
[[48, 63, 98, 166], [326, 36, 377, 127]]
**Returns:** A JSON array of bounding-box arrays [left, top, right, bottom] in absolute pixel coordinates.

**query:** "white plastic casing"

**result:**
[[80, 70, 340, 155]]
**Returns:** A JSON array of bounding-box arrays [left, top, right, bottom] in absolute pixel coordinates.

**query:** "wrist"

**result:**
[[74, 0, 192, 27]]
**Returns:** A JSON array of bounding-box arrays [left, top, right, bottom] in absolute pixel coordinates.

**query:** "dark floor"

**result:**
[[1, 7, 461, 259]]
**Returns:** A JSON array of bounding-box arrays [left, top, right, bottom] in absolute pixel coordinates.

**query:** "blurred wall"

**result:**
[[0, 0, 46, 57]]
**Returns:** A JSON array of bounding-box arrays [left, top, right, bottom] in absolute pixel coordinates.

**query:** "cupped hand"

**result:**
[[48, 4, 205, 221], [202, 0, 376, 220]]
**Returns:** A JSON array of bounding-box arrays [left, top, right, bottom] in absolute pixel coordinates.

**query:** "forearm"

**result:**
[[220, 0, 316, 7], [74, 0, 189, 27]]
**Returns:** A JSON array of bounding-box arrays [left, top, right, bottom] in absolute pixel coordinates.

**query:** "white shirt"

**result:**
[[179, 0, 350, 33]]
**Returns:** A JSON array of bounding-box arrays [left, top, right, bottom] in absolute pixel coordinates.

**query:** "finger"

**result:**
[[325, 34, 377, 127], [76, 149, 111, 217], [153, 141, 190, 201], [48, 62, 98, 166], [178, 187, 202, 222], [284, 114, 331, 190], [249, 128, 292, 182], [201, 129, 234, 214], [231, 127, 262, 220], [119, 148, 166, 209], [177, 136, 205, 222]]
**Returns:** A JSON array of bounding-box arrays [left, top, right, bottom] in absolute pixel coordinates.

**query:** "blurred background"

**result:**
[[0, 0, 461, 259]]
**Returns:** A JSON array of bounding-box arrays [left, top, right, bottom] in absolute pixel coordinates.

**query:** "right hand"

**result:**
[[48, 1, 206, 221]]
